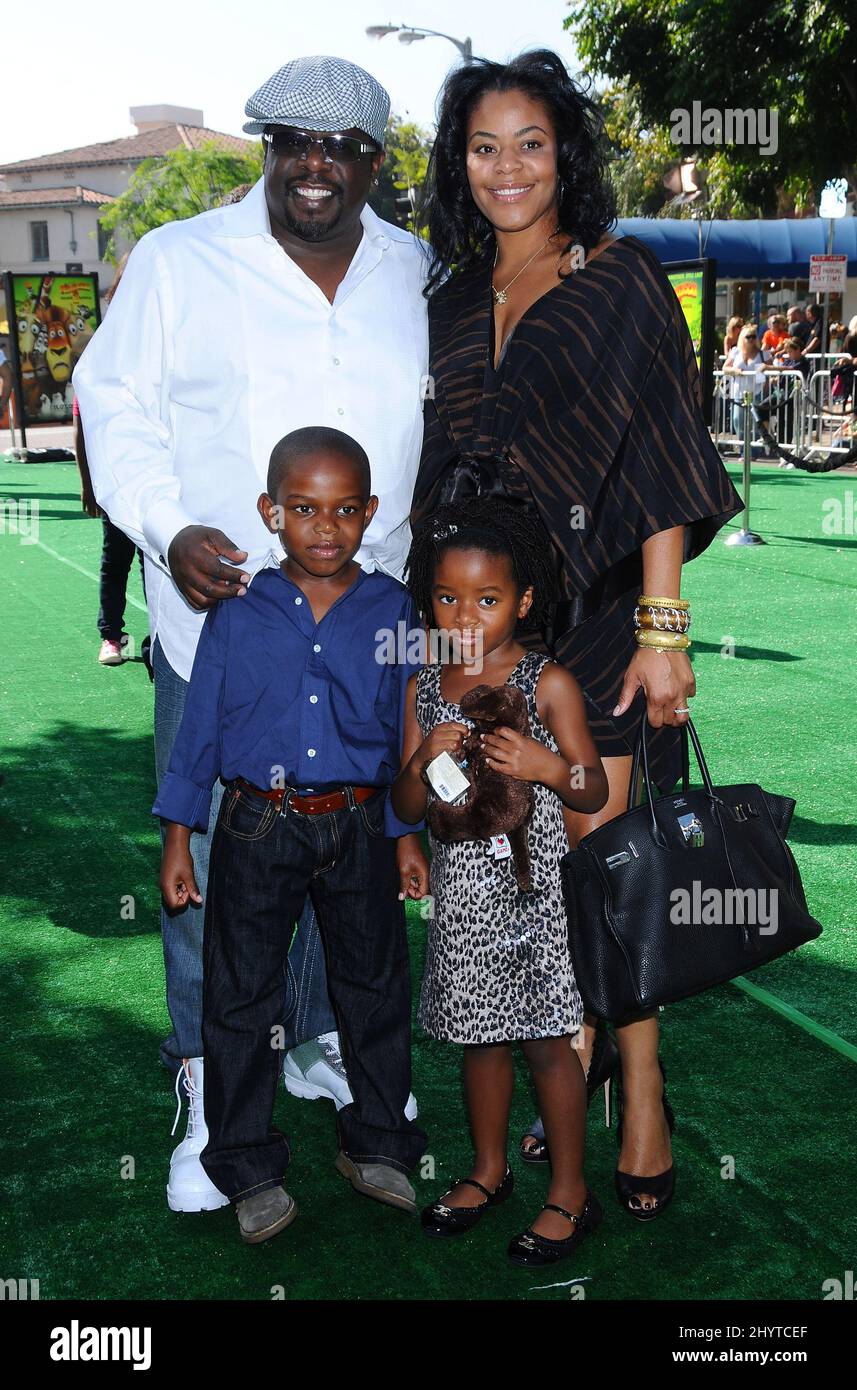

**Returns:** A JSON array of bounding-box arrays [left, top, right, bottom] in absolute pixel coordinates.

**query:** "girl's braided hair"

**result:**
[[405, 496, 557, 631]]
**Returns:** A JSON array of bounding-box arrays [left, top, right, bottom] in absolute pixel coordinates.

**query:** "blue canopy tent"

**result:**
[[615, 217, 857, 277]]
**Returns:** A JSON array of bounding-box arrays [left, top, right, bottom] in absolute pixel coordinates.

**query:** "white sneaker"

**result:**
[[283, 1031, 418, 1120], [166, 1057, 230, 1213]]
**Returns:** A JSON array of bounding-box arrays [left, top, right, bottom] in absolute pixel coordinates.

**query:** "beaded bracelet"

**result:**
[[635, 608, 691, 634]]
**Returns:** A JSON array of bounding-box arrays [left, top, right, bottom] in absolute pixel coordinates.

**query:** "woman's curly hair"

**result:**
[[419, 49, 616, 296], [405, 496, 558, 633]]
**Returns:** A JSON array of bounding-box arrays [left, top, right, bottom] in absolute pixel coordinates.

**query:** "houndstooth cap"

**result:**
[[243, 55, 390, 146]]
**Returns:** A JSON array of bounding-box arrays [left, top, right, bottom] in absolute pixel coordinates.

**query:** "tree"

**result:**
[[369, 114, 433, 230], [598, 86, 685, 217], [568, 0, 857, 216], [97, 142, 264, 259]]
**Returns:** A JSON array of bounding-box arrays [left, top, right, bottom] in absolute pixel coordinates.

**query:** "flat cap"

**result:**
[[243, 55, 390, 147]]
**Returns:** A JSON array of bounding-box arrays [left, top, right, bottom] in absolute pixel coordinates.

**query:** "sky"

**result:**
[[1, 0, 581, 166]]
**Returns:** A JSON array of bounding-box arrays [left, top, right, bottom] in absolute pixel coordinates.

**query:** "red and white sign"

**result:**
[[809, 255, 848, 293]]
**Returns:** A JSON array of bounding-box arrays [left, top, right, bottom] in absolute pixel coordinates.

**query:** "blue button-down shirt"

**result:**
[[152, 565, 423, 835]]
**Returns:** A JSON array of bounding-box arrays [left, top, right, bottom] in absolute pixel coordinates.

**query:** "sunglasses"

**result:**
[[263, 127, 378, 164]]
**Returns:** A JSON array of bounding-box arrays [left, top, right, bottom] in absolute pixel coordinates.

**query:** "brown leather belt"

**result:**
[[234, 777, 379, 816]]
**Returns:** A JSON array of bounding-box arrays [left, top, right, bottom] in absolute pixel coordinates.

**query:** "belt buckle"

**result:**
[[278, 783, 298, 816]]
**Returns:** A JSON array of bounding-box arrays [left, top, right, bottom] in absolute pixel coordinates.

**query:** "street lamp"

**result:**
[[366, 23, 473, 61]]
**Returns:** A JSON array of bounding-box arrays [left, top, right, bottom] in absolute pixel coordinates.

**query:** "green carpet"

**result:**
[[1, 460, 855, 1301]]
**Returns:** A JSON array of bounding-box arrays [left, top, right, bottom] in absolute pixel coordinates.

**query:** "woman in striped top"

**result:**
[[412, 49, 743, 1221]]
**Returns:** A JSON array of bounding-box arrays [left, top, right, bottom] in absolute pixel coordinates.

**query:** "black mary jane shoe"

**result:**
[[614, 1059, 676, 1222], [507, 1192, 603, 1267], [420, 1166, 514, 1238], [520, 1021, 620, 1164]]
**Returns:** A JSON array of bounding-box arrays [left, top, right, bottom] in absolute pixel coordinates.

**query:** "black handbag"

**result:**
[[560, 712, 822, 1020]]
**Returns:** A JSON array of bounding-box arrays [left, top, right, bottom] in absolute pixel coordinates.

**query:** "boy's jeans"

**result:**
[[200, 782, 427, 1199], [152, 634, 336, 1071]]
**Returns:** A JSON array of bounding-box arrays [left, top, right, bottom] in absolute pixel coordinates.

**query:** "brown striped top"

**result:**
[[411, 235, 744, 791], [414, 235, 741, 604]]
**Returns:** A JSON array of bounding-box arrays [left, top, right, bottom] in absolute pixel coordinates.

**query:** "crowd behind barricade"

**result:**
[[714, 305, 857, 460]]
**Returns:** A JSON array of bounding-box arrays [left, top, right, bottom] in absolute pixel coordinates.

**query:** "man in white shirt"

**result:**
[[73, 56, 428, 1214]]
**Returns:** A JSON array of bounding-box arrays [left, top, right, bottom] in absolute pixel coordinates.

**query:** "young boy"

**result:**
[[154, 426, 427, 1244]]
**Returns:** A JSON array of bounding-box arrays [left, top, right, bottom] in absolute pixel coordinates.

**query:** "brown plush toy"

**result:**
[[427, 683, 535, 892]]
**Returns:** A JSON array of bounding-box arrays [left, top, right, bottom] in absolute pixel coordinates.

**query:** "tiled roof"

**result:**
[[0, 186, 116, 208], [0, 125, 254, 174]]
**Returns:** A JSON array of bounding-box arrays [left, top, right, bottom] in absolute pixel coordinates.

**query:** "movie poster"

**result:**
[[667, 266, 705, 360], [4, 271, 101, 427]]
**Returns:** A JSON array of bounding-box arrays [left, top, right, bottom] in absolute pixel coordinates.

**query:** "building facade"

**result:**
[[0, 105, 253, 302]]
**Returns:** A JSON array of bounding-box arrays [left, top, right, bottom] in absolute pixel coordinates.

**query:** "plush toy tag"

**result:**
[[490, 834, 512, 859], [424, 751, 471, 803]]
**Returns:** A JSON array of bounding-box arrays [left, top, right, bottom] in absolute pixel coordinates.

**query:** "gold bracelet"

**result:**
[[635, 629, 691, 651], [638, 594, 689, 611], [635, 608, 691, 633]]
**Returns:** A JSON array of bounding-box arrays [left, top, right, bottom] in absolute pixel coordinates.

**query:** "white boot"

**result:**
[[166, 1057, 230, 1213]]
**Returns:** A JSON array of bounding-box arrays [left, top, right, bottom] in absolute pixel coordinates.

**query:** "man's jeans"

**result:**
[[200, 782, 427, 1199], [152, 634, 336, 1070]]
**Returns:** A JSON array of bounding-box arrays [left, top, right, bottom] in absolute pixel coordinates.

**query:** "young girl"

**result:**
[[392, 497, 609, 1267]]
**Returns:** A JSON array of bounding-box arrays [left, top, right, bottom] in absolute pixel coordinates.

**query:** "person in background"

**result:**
[[831, 315, 857, 439], [761, 314, 788, 356], [723, 315, 744, 358], [73, 256, 153, 675], [841, 315, 857, 360], [723, 323, 771, 438], [770, 336, 811, 462], [804, 302, 822, 355], [773, 336, 811, 379], [0, 348, 12, 422], [787, 305, 812, 348]]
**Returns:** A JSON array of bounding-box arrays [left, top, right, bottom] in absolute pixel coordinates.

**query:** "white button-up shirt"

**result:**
[[72, 176, 429, 680]]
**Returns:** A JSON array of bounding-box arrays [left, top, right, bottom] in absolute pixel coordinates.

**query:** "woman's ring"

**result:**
[[674, 706, 691, 714]]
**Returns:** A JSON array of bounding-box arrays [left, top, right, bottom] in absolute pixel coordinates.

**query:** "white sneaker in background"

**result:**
[[98, 638, 124, 665], [283, 1030, 418, 1120]]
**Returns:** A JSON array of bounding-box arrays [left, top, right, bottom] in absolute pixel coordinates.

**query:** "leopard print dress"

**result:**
[[416, 650, 584, 1045]]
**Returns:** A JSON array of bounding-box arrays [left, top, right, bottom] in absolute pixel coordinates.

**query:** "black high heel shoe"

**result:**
[[420, 1166, 514, 1237], [508, 1191, 603, 1267], [520, 1021, 620, 1164], [614, 1059, 675, 1221]]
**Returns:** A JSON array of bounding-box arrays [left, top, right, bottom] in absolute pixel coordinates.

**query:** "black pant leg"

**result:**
[[97, 515, 136, 639], [200, 792, 314, 1202], [310, 795, 427, 1173]]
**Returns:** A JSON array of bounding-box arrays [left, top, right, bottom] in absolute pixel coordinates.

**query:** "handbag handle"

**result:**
[[629, 714, 689, 807], [626, 711, 721, 847]]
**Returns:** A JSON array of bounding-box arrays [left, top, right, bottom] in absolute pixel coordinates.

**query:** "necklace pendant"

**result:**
[[493, 288, 508, 305]]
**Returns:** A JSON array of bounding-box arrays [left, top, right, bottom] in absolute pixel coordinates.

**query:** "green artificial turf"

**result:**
[[1, 459, 855, 1301]]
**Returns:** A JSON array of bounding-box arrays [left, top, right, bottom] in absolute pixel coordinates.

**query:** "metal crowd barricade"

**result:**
[[712, 368, 807, 455], [805, 369, 855, 453]]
